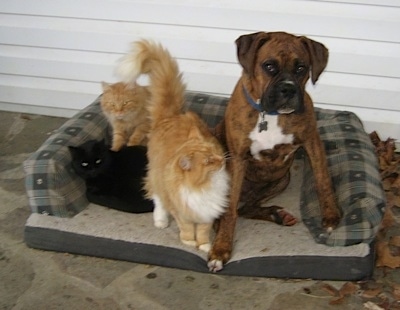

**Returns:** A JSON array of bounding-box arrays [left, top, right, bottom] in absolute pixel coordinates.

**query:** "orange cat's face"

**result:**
[[177, 142, 226, 188], [101, 82, 144, 120]]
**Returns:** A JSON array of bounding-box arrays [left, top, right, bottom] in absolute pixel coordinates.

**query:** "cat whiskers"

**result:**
[[223, 151, 233, 162]]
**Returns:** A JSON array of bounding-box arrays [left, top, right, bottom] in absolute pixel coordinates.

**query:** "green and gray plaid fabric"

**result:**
[[300, 109, 385, 246], [184, 92, 228, 127], [23, 92, 384, 245], [23, 97, 109, 217]]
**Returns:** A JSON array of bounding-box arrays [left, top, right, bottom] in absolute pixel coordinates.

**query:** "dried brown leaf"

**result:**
[[358, 281, 382, 292], [390, 193, 400, 207], [320, 282, 339, 297], [328, 296, 345, 305], [360, 288, 382, 299], [363, 301, 384, 310], [391, 177, 400, 195], [369, 131, 381, 146], [383, 140, 396, 163], [339, 282, 358, 296], [379, 206, 396, 232], [376, 241, 400, 268], [389, 236, 400, 247], [327, 282, 359, 305], [393, 284, 400, 301], [383, 178, 395, 191], [389, 245, 400, 257]]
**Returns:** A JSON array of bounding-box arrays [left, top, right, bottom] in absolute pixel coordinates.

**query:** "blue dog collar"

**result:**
[[242, 85, 261, 111], [242, 85, 278, 115]]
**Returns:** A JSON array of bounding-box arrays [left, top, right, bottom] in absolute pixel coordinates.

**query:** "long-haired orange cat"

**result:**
[[100, 81, 150, 151], [116, 40, 230, 252]]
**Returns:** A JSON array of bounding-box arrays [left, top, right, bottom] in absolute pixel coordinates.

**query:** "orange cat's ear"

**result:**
[[101, 81, 111, 91], [188, 126, 201, 140], [125, 81, 138, 90], [179, 156, 192, 171]]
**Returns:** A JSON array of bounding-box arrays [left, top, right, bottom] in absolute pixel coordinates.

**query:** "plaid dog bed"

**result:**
[[23, 92, 384, 246]]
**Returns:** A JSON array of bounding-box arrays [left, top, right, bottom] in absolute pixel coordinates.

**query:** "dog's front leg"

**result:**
[[304, 134, 341, 231], [208, 157, 246, 272]]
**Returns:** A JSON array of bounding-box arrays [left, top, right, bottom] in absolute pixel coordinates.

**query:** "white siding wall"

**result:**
[[1, 0, 399, 139]]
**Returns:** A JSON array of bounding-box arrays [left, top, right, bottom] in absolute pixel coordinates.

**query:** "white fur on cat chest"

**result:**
[[249, 114, 294, 160]]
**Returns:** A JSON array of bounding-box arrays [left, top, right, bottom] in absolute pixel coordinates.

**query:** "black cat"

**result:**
[[68, 139, 154, 213]]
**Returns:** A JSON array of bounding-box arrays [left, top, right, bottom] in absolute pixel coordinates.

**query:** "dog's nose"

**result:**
[[279, 82, 297, 99]]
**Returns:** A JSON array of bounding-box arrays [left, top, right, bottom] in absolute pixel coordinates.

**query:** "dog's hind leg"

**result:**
[[238, 204, 297, 226], [238, 173, 297, 226]]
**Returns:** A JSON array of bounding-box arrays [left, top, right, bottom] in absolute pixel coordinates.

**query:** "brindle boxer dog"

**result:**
[[208, 31, 342, 272]]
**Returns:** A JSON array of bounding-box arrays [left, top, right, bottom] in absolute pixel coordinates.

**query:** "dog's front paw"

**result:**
[[322, 210, 341, 233], [208, 259, 224, 272], [207, 247, 231, 272]]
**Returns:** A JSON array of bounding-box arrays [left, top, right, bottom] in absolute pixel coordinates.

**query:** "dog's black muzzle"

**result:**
[[261, 79, 304, 115]]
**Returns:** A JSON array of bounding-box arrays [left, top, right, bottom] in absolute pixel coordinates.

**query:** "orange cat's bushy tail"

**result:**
[[115, 40, 186, 125]]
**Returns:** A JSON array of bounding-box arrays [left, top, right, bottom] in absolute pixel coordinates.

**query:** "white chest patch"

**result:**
[[249, 114, 294, 160], [179, 168, 230, 223]]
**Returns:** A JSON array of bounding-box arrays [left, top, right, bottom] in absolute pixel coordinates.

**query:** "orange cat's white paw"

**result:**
[[153, 196, 169, 228], [154, 220, 169, 229], [181, 240, 197, 247], [198, 243, 211, 253]]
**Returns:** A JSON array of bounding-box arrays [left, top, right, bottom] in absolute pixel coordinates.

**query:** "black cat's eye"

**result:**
[[95, 159, 102, 165], [81, 162, 88, 167]]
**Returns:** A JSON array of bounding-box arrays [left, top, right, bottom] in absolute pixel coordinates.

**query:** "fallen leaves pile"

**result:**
[[302, 280, 400, 309], [302, 132, 400, 309], [371, 131, 400, 270]]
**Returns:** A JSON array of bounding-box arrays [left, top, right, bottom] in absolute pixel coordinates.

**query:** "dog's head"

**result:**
[[236, 31, 328, 114]]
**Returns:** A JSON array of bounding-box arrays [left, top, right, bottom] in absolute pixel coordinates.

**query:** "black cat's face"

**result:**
[[69, 140, 111, 179]]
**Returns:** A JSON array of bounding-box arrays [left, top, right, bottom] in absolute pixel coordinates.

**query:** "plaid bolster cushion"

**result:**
[[23, 96, 109, 217], [184, 92, 228, 128], [23, 92, 227, 217], [300, 108, 385, 246]]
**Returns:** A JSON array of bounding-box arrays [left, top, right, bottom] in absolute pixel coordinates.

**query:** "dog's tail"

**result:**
[[115, 40, 186, 125]]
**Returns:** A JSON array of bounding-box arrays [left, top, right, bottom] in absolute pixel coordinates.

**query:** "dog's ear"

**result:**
[[300, 37, 329, 84], [235, 32, 270, 76]]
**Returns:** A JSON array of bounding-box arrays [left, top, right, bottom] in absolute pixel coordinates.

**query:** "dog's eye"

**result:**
[[296, 65, 306, 74], [263, 63, 278, 75]]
